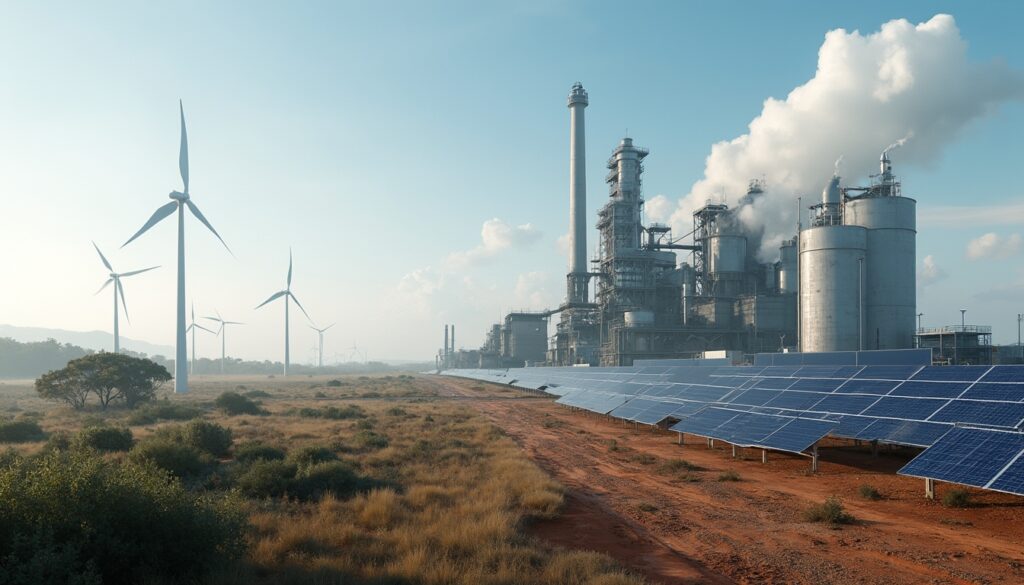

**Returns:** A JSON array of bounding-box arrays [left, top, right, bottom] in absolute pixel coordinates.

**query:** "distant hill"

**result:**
[[0, 324, 173, 358]]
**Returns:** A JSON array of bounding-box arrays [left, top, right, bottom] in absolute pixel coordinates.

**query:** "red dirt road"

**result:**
[[431, 376, 1024, 585]]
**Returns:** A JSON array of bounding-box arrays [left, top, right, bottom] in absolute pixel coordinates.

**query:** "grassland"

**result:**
[[0, 374, 645, 584]]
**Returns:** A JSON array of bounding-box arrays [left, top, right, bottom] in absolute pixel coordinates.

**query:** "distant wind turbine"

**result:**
[[309, 323, 335, 368], [186, 302, 216, 375], [122, 100, 230, 393], [204, 310, 244, 374], [92, 242, 158, 354], [255, 249, 310, 376], [347, 343, 367, 363]]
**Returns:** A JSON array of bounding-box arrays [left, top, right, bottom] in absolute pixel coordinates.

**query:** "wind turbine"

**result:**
[[255, 249, 310, 376], [347, 343, 367, 363], [204, 310, 244, 375], [186, 302, 216, 375], [309, 323, 335, 368], [92, 242, 158, 353], [122, 101, 230, 393]]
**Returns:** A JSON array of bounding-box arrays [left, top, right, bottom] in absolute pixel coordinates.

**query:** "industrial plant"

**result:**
[[441, 83, 938, 368]]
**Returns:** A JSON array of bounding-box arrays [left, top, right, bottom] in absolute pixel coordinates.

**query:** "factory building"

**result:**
[[463, 83, 918, 368]]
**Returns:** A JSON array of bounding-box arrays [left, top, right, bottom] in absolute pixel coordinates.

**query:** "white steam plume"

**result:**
[[833, 155, 844, 176], [883, 132, 914, 156], [667, 14, 1024, 262]]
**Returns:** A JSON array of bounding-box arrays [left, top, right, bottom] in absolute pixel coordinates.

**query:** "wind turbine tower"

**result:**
[[204, 310, 244, 374], [123, 101, 230, 393], [309, 323, 335, 368], [91, 242, 158, 353], [256, 249, 311, 376], [186, 302, 215, 375]]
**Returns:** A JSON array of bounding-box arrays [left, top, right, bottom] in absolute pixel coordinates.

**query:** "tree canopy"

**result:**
[[35, 353, 171, 410]]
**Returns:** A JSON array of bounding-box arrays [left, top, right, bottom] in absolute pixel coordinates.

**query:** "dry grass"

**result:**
[[2, 373, 645, 584]]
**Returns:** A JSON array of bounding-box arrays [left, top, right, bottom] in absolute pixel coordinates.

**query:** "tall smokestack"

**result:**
[[444, 325, 449, 363], [567, 82, 589, 305], [451, 325, 455, 355]]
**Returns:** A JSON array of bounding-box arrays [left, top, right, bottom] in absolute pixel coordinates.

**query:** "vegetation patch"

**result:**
[[126, 400, 203, 425], [718, 470, 741, 482], [72, 425, 133, 452], [295, 404, 365, 420], [804, 496, 855, 526], [942, 488, 971, 508], [0, 420, 46, 443], [858, 484, 882, 501], [215, 391, 267, 416], [234, 442, 287, 463], [35, 353, 170, 410]]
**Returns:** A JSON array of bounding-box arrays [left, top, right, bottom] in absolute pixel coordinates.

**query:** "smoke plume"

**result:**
[[667, 14, 1024, 261]]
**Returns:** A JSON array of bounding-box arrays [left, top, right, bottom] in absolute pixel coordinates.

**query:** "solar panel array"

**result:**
[[446, 361, 1024, 496]]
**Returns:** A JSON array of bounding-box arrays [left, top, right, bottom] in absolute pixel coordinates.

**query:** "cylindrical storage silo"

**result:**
[[778, 239, 797, 294], [624, 310, 655, 327], [799, 225, 867, 352], [707, 234, 746, 296], [680, 263, 695, 325], [844, 196, 916, 350]]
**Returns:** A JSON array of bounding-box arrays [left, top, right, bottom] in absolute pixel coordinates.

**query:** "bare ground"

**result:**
[[429, 375, 1024, 585]]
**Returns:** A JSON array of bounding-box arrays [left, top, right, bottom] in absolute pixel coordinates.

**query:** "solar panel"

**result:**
[[981, 366, 1024, 383], [887, 381, 970, 398], [960, 383, 1024, 402], [761, 418, 836, 453], [763, 391, 828, 410], [727, 388, 782, 406], [855, 365, 922, 380], [929, 400, 1024, 429], [861, 397, 949, 420], [833, 378, 901, 394], [789, 378, 847, 392], [809, 394, 879, 415], [912, 365, 990, 383], [899, 427, 1024, 494], [989, 453, 1024, 495], [884, 421, 952, 447], [751, 377, 797, 390], [670, 407, 741, 437]]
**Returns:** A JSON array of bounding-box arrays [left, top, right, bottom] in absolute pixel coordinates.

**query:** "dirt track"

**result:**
[[429, 376, 1024, 585]]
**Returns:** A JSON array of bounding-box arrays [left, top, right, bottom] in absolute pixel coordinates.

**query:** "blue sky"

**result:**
[[1, 1, 1022, 362]]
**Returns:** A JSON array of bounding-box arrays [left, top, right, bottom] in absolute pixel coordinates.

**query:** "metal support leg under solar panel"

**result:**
[[762, 450, 768, 464], [925, 478, 935, 500], [811, 444, 819, 472]]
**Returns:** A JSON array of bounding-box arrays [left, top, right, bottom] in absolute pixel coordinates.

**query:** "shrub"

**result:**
[[126, 401, 203, 425], [804, 496, 855, 525], [296, 405, 365, 420], [717, 470, 740, 482], [631, 453, 657, 465], [326, 379, 343, 387], [243, 389, 272, 398], [42, 431, 72, 453], [233, 459, 297, 498], [129, 438, 211, 479], [657, 459, 701, 474], [385, 406, 407, 417], [287, 445, 338, 468], [72, 425, 133, 453], [291, 461, 366, 501], [0, 450, 245, 583], [0, 420, 46, 443], [157, 420, 233, 458], [352, 430, 389, 451], [214, 392, 266, 416], [858, 484, 881, 501], [942, 488, 971, 508], [234, 442, 286, 463]]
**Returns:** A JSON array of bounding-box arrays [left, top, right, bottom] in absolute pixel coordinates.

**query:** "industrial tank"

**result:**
[[778, 238, 797, 294], [624, 310, 655, 327], [799, 225, 867, 352], [707, 232, 746, 296], [844, 196, 916, 349]]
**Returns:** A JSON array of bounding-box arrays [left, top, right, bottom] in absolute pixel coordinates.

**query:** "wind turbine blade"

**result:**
[[122, 201, 177, 247], [116, 279, 129, 323], [185, 200, 230, 253], [288, 291, 311, 320], [95, 278, 113, 295], [324, 323, 335, 332], [202, 316, 223, 322], [196, 324, 217, 334], [187, 323, 194, 332], [92, 241, 113, 272], [224, 321, 245, 325], [179, 100, 189, 193], [287, 248, 293, 287], [255, 290, 288, 309], [119, 266, 160, 278]]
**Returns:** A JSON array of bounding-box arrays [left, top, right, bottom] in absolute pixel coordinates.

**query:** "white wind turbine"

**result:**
[[204, 310, 244, 375], [255, 249, 310, 376], [309, 323, 335, 368], [92, 242, 158, 354], [186, 302, 216, 375], [122, 100, 230, 393]]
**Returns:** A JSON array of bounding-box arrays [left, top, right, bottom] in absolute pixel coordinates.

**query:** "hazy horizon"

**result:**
[[2, 1, 1022, 363]]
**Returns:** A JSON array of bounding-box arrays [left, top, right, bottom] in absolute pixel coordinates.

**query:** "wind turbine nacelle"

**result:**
[[169, 191, 189, 202]]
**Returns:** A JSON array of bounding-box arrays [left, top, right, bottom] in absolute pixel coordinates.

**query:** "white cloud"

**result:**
[[917, 254, 947, 286], [661, 14, 1024, 262], [644, 194, 673, 224], [555, 232, 570, 260], [445, 218, 542, 268], [513, 271, 559, 309], [966, 232, 1022, 260]]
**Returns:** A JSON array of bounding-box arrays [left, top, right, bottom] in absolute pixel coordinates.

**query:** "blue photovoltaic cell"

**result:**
[[981, 366, 1024, 383], [829, 415, 878, 438], [727, 388, 781, 406], [929, 400, 1024, 428], [670, 408, 740, 436], [751, 377, 796, 390], [861, 397, 948, 420], [884, 421, 952, 447], [989, 454, 1024, 495], [899, 427, 1024, 491], [833, 379, 900, 394], [761, 418, 836, 453], [763, 391, 827, 410], [789, 378, 847, 392], [853, 418, 905, 441], [912, 365, 990, 383], [760, 366, 801, 377], [855, 365, 922, 379], [725, 413, 788, 444], [887, 381, 970, 398], [960, 383, 1024, 402], [809, 394, 879, 415]]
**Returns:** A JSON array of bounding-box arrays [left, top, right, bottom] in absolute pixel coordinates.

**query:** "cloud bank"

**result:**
[[966, 232, 1022, 260], [445, 218, 542, 268], [665, 14, 1024, 261]]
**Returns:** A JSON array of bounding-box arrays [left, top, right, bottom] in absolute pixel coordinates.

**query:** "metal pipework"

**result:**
[[567, 82, 589, 304]]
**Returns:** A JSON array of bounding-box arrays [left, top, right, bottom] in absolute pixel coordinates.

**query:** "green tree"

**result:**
[[35, 353, 171, 410]]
